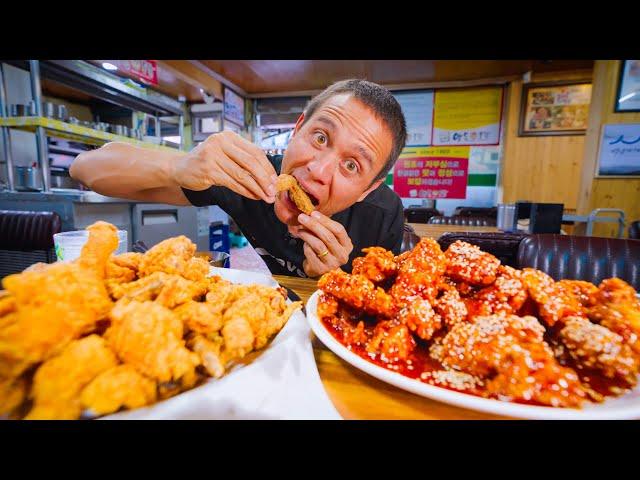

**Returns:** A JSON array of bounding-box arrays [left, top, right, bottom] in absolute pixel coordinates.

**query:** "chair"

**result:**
[[404, 207, 442, 224], [428, 215, 497, 227], [629, 220, 640, 240], [438, 231, 529, 268], [0, 210, 61, 278], [516, 234, 640, 290]]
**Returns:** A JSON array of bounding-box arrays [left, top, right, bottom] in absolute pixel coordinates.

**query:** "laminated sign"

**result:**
[[394, 147, 469, 199]]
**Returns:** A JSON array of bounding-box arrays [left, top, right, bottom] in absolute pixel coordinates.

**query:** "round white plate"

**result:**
[[306, 290, 640, 420]]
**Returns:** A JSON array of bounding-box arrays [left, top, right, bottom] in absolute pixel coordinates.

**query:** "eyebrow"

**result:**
[[355, 145, 374, 168], [315, 115, 338, 131], [314, 115, 374, 168]]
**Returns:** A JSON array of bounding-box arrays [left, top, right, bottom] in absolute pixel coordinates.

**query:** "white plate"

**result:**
[[306, 290, 640, 420]]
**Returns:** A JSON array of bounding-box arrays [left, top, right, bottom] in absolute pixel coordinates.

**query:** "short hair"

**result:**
[[302, 79, 407, 183]]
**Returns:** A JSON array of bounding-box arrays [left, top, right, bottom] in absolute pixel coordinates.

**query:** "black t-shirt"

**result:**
[[181, 155, 404, 278]]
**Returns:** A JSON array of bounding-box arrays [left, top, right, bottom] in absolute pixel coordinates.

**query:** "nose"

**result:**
[[306, 152, 337, 186]]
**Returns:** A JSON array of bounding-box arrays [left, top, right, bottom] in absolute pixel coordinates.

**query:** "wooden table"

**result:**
[[408, 223, 500, 239], [273, 274, 510, 420]]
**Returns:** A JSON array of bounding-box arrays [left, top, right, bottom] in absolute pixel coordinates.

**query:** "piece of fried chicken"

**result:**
[[0, 222, 116, 378], [25, 334, 118, 420], [587, 278, 640, 357], [0, 376, 28, 418], [465, 265, 529, 319], [352, 246, 398, 284], [431, 314, 587, 407], [444, 240, 501, 287], [105, 299, 200, 391], [105, 252, 144, 288], [318, 269, 395, 318], [137, 235, 200, 279], [80, 364, 157, 417], [391, 238, 447, 306], [108, 271, 208, 308], [185, 284, 301, 377], [276, 174, 314, 215], [556, 316, 639, 389]]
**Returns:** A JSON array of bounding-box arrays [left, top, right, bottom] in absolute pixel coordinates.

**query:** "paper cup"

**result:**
[[54, 229, 127, 262]]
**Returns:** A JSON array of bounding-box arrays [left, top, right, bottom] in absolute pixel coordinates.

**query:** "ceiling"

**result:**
[[53, 60, 594, 106], [197, 60, 595, 96]]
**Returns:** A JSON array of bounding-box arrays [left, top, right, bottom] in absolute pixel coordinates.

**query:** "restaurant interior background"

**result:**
[[1, 59, 639, 274]]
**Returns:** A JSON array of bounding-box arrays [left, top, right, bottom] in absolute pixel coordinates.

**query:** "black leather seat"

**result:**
[[428, 215, 497, 227], [517, 234, 640, 290], [0, 210, 61, 278], [629, 220, 640, 240], [404, 207, 442, 224]]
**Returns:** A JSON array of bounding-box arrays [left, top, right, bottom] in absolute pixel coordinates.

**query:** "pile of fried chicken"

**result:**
[[317, 238, 640, 408], [0, 221, 301, 419]]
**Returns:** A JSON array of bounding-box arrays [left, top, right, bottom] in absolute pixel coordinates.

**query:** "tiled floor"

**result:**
[[230, 244, 271, 274]]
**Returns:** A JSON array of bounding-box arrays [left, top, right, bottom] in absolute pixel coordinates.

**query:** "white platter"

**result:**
[[306, 290, 640, 420]]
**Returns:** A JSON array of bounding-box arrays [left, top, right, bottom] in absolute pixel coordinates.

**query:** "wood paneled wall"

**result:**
[[577, 60, 640, 237], [500, 70, 593, 211]]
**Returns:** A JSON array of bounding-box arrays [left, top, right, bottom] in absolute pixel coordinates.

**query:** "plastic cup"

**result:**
[[53, 229, 127, 262]]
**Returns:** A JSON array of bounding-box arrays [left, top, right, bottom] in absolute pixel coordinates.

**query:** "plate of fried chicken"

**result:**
[[307, 238, 640, 419], [0, 221, 344, 420]]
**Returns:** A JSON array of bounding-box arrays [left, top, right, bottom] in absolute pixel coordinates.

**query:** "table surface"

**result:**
[[273, 274, 510, 420]]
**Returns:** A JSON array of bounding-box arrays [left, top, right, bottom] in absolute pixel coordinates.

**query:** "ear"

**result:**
[[357, 179, 383, 202], [291, 113, 305, 137]]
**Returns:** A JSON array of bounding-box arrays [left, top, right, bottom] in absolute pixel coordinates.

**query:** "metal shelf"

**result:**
[[0, 116, 183, 152], [48, 144, 89, 156]]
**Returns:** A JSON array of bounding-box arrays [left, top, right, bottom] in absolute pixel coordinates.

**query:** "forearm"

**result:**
[[70, 142, 189, 204]]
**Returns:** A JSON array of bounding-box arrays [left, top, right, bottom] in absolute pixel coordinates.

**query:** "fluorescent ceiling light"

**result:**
[[102, 62, 118, 71]]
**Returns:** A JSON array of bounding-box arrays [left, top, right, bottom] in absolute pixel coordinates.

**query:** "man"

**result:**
[[70, 79, 407, 278]]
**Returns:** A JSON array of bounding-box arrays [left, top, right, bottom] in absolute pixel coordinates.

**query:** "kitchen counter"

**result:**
[[0, 189, 137, 204]]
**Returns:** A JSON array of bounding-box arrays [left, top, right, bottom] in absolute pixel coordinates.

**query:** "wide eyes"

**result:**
[[312, 131, 360, 174], [314, 132, 327, 146], [344, 159, 358, 173]]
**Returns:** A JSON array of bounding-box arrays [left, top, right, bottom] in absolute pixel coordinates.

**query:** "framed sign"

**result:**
[[519, 81, 591, 136], [432, 87, 503, 146], [596, 123, 640, 178], [224, 87, 245, 127], [615, 60, 640, 112]]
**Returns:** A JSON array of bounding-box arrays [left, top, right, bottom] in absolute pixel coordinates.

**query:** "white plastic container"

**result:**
[[54, 229, 127, 262]]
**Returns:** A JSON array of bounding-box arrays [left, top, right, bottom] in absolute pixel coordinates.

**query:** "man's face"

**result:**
[[273, 93, 393, 228]]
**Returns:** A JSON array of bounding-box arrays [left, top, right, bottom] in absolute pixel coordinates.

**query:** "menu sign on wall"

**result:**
[[224, 88, 245, 127], [393, 91, 434, 146], [432, 87, 503, 146], [394, 147, 469, 199]]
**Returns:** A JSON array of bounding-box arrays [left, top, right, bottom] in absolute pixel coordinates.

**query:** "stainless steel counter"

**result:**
[[0, 189, 210, 251], [0, 189, 136, 204]]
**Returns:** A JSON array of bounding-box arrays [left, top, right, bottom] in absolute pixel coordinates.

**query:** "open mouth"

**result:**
[[296, 184, 320, 207], [276, 173, 320, 216]]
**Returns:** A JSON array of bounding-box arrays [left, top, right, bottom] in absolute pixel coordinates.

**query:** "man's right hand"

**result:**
[[172, 131, 277, 203]]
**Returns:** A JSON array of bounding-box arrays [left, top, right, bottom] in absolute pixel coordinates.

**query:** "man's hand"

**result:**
[[296, 211, 354, 278], [172, 131, 277, 203]]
